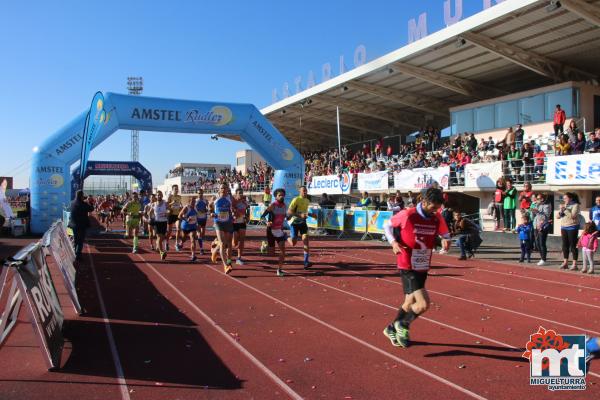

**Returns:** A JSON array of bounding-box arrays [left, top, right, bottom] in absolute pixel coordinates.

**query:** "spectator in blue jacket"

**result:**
[[589, 195, 600, 230], [516, 214, 534, 263]]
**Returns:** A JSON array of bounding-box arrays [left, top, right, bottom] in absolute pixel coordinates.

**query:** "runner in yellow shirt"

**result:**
[[287, 186, 318, 269], [122, 192, 142, 253]]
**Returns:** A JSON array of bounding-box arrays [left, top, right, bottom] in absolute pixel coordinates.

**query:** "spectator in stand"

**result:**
[[503, 179, 517, 232], [386, 144, 393, 158], [507, 144, 522, 181], [519, 182, 534, 214], [263, 187, 272, 206], [514, 124, 525, 149], [565, 119, 579, 144], [585, 130, 600, 153], [572, 131, 586, 155], [394, 190, 405, 210], [558, 192, 581, 270], [533, 145, 546, 181], [375, 137, 384, 157], [358, 191, 372, 208], [493, 177, 505, 231], [467, 133, 477, 152], [486, 136, 496, 151], [589, 195, 600, 230], [500, 127, 516, 148], [387, 194, 402, 214], [521, 142, 534, 182], [533, 193, 552, 266], [319, 193, 335, 209], [555, 134, 572, 156], [553, 104, 566, 138]]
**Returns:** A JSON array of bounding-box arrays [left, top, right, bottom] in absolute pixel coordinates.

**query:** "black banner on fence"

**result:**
[[43, 221, 81, 314], [15, 243, 64, 368]]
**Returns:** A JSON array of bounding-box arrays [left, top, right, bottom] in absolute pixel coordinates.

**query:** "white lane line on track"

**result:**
[[328, 251, 600, 336], [199, 264, 488, 400], [349, 239, 600, 290], [134, 254, 304, 400], [87, 247, 131, 400]]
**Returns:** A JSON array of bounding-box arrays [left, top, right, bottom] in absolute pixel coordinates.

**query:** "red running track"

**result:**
[[1, 225, 599, 399]]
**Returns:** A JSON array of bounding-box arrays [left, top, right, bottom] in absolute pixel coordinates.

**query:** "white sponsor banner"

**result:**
[[393, 167, 450, 191], [357, 171, 389, 191], [547, 153, 600, 185], [307, 173, 352, 195], [464, 161, 503, 188]]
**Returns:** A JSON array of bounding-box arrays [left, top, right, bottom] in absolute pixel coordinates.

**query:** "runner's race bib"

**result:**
[[271, 229, 284, 238], [158, 211, 168, 219], [187, 215, 197, 225], [197, 211, 207, 219], [235, 216, 245, 224], [411, 248, 432, 271], [218, 211, 230, 222]]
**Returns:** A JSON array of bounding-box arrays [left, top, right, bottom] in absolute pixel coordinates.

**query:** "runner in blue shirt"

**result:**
[[179, 197, 199, 262], [210, 183, 234, 274], [195, 189, 209, 255]]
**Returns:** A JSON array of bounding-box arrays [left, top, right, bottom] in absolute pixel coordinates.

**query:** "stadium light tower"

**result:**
[[127, 77, 143, 190]]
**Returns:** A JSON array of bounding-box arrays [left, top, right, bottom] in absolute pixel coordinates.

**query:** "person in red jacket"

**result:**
[[382, 188, 451, 348], [553, 104, 566, 138]]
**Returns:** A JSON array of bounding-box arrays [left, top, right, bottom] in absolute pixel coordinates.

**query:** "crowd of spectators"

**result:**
[[178, 162, 274, 194]]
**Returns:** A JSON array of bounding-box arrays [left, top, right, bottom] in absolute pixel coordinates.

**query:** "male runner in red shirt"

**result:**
[[382, 187, 451, 348]]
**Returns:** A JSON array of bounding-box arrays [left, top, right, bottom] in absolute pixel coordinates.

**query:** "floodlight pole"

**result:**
[[127, 77, 143, 191], [336, 106, 342, 170]]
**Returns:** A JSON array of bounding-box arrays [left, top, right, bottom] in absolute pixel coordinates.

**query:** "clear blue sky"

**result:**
[[0, 0, 491, 188]]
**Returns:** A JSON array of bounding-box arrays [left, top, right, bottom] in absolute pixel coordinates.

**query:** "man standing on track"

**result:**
[[287, 186, 317, 269], [122, 192, 142, 253], [167, 184, 183, 252], [195, 189, 209, 255], [382, 187, 451, 348]]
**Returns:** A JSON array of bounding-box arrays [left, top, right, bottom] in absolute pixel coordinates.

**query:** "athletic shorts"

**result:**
[[197, 219, 207, 227], [214, 221, 234, 233], [290, 222, 308, 238], [126, 217, 140, 229], [154, 221, 168, 235], [233, 223, 247, 232], [400, 270, 428, 295], [266, 227, 276, 247], [182, 226, 197, 233], [168, 214, 179, 225]]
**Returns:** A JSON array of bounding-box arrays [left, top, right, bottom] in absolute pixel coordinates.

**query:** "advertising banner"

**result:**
[[43, 222, 81, 314], [14, 243, 64, 368], [306, 207, 320, 229], [547, 153, 600, 185], [79, 92, 107, 182], [249, 205, 266, 221], [307, 173, 352, 195], [464, 161, 503, 188], [322, 209, 345, 231], [357, 171, 389, 191], [367, 210, 393, 234], [345, 209, 367, 233], [393, 167, 450, 191]]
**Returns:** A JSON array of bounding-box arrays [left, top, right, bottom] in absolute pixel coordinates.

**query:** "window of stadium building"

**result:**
[[237, 156, 245, 166]]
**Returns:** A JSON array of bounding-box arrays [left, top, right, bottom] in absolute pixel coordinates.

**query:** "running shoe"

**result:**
[[132, 247, 137, 254], [200, 249, 205, 255], [393, 321, 410, 348], [160, 251, 167, 261], [586, 337, 597, 366], [458, 255, 467, 260], [166, 242, 170, 251], [236, 258, 244, 265], [224, 264, 233, 274], [175, 244, 181, 252], [276, 268, 284, 277], [438, 249, 448, 255], [383, 324, 401, 347], [190, 255, 197, 263], [537, 260, 546, 266], [303, 261, 312, 270]]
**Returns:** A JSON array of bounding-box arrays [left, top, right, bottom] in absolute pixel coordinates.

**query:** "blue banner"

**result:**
[[249, 205, 266, 221], [307, 206, 320, 228], [352, 209, 368, 233], [322, 209, 345, 231], [367, 210, 393, 234], [79, 92, 106, 183]]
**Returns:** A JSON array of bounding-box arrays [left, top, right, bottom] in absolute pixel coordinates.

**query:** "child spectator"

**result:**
[[577, 221, 598, 274], [516, 214, 534, 263]]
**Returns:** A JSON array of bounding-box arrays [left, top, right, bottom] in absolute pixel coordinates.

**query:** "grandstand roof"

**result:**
[[260, 0, 600, 150]]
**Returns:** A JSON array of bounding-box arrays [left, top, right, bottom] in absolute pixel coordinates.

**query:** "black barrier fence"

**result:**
[[0, 221, 80, 369]]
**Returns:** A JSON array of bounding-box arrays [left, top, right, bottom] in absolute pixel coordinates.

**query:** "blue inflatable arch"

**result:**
[[31, 93, 304, 234], [71, 160, 153, 198]]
